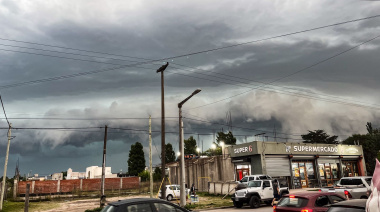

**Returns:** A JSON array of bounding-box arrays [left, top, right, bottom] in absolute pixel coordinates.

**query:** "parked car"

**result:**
[[232, 180, 289, 208], [326, 199, 367, 212], [238, 175, 272, 184], [100, 198, 190, 212], [273, 192, 346, 212], [158, 185, 189, 201], [320, 177, 372, 199]]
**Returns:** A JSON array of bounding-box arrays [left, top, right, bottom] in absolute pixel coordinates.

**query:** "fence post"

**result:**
[[24, 184, 30, 212], [13, 178, 18, 199]]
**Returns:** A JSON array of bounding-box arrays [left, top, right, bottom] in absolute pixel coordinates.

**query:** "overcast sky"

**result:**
[[0, 0, 380, 177]]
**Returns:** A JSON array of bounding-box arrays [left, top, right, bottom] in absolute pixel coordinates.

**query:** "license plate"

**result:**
[[328, 190, 336, 192], [235, 198, 239, 201]]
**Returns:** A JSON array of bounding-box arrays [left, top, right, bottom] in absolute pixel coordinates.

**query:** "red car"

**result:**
[[273, 192, 346, 212]]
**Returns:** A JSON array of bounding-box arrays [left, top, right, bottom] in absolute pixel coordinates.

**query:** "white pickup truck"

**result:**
[[231, 180, 289, 208], [320, 176, 372, 199]]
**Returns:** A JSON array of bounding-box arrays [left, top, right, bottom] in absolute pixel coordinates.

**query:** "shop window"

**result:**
[[342, 161, 359, 177], [292, 161, 316, 188]]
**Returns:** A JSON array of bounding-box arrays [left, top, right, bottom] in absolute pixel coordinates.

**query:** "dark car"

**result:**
[[100, 198, 190, 212], [326, 199, 367, 212], [273, 192, 346, 212]]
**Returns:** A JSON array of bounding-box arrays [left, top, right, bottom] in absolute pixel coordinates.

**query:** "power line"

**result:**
[[186, 33, 380, 110], [2, 37, 379, 112], [0, 15, 378, 90], [169, 63, 380, 109], [6, 117, 179, 120], [3, 44, 379, 112], [0, 95, 10, 127], [1, 14, 379, 62]]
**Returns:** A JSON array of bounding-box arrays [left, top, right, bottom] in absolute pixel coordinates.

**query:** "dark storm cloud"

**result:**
[[1, 0, 380, 176]]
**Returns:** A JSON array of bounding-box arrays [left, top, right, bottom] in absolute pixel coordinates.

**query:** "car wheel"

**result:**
[[249, 196, 260, 208], [233, 201, 243, 208], [167, 194, 173, 201]]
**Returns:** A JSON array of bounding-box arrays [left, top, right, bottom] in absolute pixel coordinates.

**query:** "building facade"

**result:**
[[229, 141, 366, 188], [85, 166, 117, 179]]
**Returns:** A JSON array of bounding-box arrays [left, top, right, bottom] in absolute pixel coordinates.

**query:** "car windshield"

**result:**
[[100, 205, 115, 212], [248, 181, 262, 187], [277, 197, 308, 208]]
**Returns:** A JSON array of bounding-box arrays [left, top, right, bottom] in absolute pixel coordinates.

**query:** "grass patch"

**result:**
[[2, 200, 60, 212], [85, 207, 102, 212], [183, 192, 233, 210]]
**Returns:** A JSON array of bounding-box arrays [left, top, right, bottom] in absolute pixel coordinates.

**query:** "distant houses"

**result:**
[[26, 166, 118, 181]]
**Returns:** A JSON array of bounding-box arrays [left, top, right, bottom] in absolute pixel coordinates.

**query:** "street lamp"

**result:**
[[211, 143, 216, 149], [178, 89, 201, 206], [196, 147, 200, 156], [157, 62, 169, 199]]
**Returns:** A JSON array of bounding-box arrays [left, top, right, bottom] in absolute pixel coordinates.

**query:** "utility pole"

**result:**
[[149, 116, 153, 198], [100, 125, 107, 207], [157, 62, 169, 199], [0, 124, 11, 211]]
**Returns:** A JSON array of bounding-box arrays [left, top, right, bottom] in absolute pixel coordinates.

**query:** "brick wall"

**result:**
[[17, 177, 140, 195]]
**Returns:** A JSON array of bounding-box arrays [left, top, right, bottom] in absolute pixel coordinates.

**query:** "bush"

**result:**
[[85, 207, 102, 212]]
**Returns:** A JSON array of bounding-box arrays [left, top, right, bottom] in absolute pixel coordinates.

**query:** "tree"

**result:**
[[301, 130, 339, 144], [184, 136, 197, 154], [153, 167, 162, 182], [165, 143, 176, 163], [343, 122, 380, 175], [61, 171, 67, 180], [216, 131, 236, 145], [127, 142, 146, 176], [138, 170, 150, 182], [204, 143, 222, 156]]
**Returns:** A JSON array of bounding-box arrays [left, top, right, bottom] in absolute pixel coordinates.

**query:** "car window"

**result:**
[[340, 179, 363, 185], [248, 177, 254, 181], [259, 176, 267, 179], [248, 181, 262, 187], [175, 186, 180, 190], [127, 204, 153, 212], [240, 177, 248, 182], [365, 178, 372, 186], [154, 203, 181, 212], [329, 195, 345, 204], [263, 181, 270, 187], [315, 196, 330, 207], [277, 197, 308, 208], [327, 207, 365, 212]]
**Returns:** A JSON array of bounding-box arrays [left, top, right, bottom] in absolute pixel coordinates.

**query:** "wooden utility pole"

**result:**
[[0, 124, 11, 210], [24, 184, 29, 212], [156, 62, 168, 199], [149, 116, 153, 198], [100, 125, 107, 207]]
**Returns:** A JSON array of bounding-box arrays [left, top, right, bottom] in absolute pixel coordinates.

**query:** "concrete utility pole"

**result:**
[[157, 62, 169, 199], [149, 116, 153, 198], [100, 125, 107, 207], [178, 89, 201, 206], [0, 123, 11, 211]]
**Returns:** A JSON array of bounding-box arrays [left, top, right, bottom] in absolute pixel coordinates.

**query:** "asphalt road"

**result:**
[[200, 205, 273, 212]]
